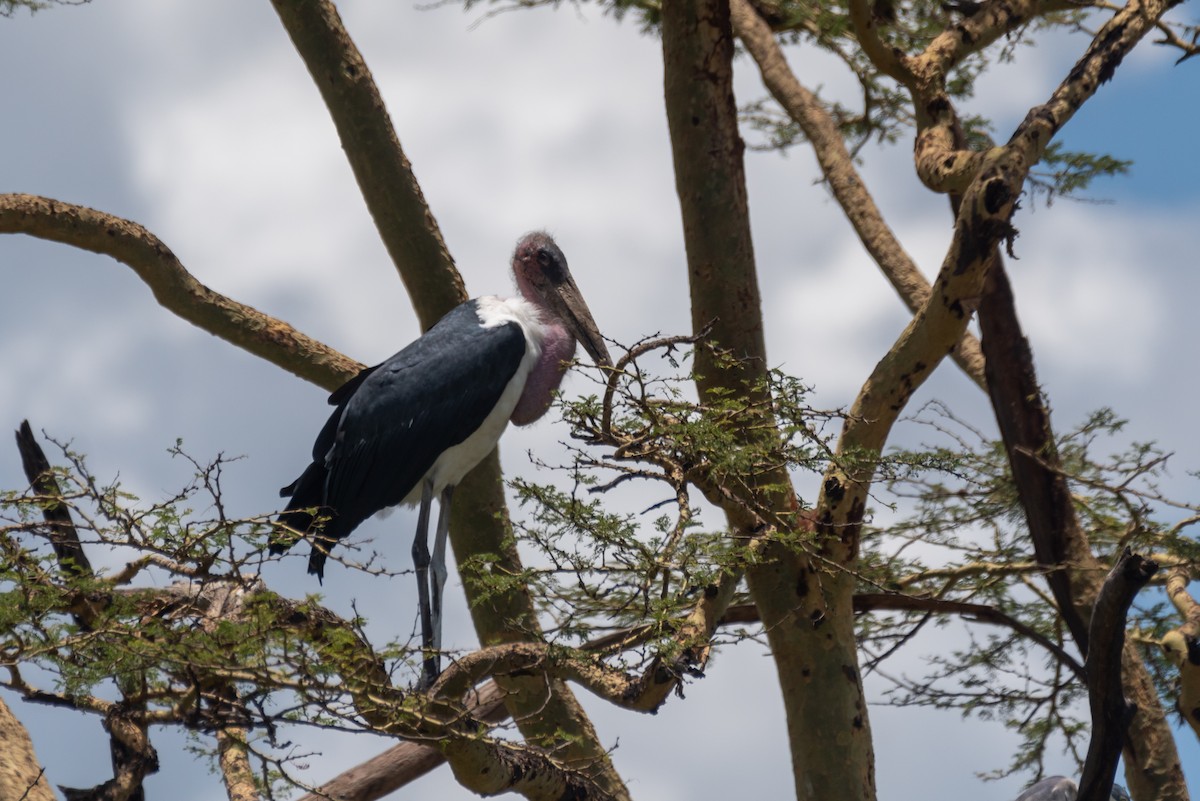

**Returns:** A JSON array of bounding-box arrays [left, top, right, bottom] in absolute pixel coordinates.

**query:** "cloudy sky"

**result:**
[[1, 1, 1198, 799]]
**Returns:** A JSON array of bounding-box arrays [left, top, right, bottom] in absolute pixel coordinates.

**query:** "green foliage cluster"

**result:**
[[861, 403, 1200, 779], [0, 443, 425, 794], [2, 346, 1197, 787], [500, 339, 846, 661], [469, 337, 1199, 782]]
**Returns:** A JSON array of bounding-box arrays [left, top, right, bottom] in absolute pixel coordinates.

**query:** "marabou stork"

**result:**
[[271, 232, 610, 687], [1013, 776, 1131, 801]]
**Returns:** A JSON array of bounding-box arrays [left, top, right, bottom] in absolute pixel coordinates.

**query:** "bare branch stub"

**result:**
[[1077, 548, 1157, 801], [14, 420, 93, 579]]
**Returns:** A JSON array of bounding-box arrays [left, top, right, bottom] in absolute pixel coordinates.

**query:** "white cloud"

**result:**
[[1007, 202, 1172, 380]]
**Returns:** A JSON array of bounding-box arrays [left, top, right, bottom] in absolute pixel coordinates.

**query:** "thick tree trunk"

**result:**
[[661, 0, 876, 797]]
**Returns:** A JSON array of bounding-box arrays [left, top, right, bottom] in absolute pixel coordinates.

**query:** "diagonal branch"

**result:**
[[292, 582, 1107, 799], [0, 194, 361, 392], [15, 420, 93, 579], [818, 0, 1186, 564], [266, 5, 625, 793], [730, 0, 987, 389], [978, 258, 1092, 649], [267, 0, 464, 328], [12, 422, 159, 801], [917, 0, 1077, 77]]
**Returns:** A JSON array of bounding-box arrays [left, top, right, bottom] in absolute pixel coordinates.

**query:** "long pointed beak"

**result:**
[[551, 277, 611, 368]]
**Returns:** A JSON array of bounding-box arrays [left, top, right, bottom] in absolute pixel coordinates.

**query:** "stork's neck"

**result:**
[[511, 316, 576, 426]]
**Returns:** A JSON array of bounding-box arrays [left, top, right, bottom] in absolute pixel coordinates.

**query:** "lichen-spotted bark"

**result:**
[[218, 728, 261, 801], [814, 155, 1018, 567], [814, 0, 1183, 574], [803, 147, 1029, 801], [0, 696, 53, 801], [662, 0, 876, 797]]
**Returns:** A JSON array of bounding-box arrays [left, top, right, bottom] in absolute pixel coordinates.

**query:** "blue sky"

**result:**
[[1, 1, 1197, 799]]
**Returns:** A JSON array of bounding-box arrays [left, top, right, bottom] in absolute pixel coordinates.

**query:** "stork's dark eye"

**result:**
[[537, 248, 565, 283]]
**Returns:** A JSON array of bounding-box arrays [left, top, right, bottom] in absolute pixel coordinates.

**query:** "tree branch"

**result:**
[[661, 0, 877, 795], [266, 4, 626, 792], [59, 705, 159, 801], [909, 0, 1080, 193], [846, 0, 913, 83], [1006, 0, 1186, 166], [1162, 568, 1200, 741], [217, 727, 260, 801], [818, 0, 1183, 563], [11, 422, 159, 801], [1076, 549, 1157, 801], [729, 0, 987, 389], [978, 257, 1092, 649], [14, 420, 92, 579], [287, 583, 1113, 799], [0, 194, 361, 391], [918, 0, 1074, 76], [976, 242, 1188, 798], [1166, 567, 1200, 635], [267, 0, 463, 328], [295, 682, 511, 801], [854, 593, 1086, 680]]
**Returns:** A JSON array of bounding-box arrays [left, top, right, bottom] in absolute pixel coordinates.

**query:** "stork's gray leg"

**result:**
[[430, 485, 454, 652], [411, 477, 439, 689]]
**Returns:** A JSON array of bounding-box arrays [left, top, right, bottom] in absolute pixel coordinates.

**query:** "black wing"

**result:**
[[274, 300, 527, 578]]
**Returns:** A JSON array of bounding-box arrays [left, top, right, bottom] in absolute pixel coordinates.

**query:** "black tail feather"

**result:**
[[272, 461, 335, 579]]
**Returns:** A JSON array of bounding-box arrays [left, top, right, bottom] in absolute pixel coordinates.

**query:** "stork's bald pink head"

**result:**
[[511, 231, 611, 367]]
